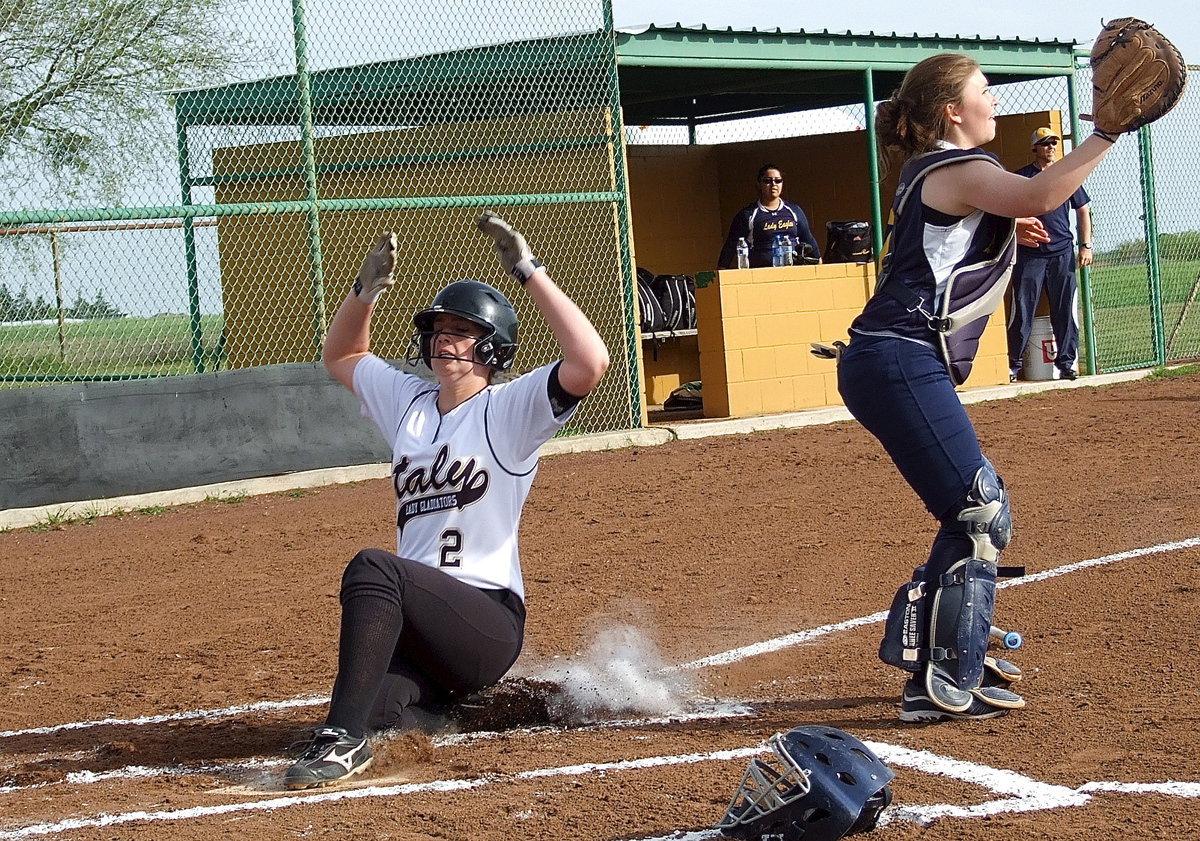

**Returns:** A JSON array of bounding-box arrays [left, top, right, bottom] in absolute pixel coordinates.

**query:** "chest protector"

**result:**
[[878, 152, 1017, 385]]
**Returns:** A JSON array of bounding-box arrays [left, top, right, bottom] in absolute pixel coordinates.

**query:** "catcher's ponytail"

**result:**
[[876, 53, 981, 172]]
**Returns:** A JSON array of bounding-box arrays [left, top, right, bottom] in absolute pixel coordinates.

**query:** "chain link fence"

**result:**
[[0, 0, 638, 435], [3, 8, 1198, 434]]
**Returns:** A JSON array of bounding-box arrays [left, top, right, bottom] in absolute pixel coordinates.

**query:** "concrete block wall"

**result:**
[[696, 263, 1012, 418]]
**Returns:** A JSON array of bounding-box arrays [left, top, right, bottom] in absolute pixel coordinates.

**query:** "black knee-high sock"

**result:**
[[325, 594, 403, 738]]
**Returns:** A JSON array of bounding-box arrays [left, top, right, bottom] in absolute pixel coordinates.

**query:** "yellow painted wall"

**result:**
[[625, 146, 723, 277], [696, 263, 1011, 418], [211, 109, 636, 432], [641, 335, 701, 405], [626, 111, 1062, 277]]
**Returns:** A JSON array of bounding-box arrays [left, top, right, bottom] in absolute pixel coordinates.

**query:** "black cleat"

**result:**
[[283, 726, 373, 790], [1058, 367, 1078, 380]]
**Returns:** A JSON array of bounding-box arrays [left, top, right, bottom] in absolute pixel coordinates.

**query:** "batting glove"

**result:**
[[477, 211, 542, 285], [353, 232, 397, 305]]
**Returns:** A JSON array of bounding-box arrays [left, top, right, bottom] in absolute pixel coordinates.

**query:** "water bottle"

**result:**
[[736, 238, 750, 269], [771, 234, 786, 267], [783, 236, 796, 266]]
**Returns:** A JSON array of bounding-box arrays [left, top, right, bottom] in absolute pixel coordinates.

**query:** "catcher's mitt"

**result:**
[[1088, 18, 1186, 139]]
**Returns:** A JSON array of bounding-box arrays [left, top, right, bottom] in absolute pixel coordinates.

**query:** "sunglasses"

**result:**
[[760, 177, 784, 184], [1036, 138, 1059, 147]]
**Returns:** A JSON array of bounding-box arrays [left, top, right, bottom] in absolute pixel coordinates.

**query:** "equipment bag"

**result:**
[[636, 267, 667, 334], [824, 221, 873, 264], [651, 273, 697, 332]]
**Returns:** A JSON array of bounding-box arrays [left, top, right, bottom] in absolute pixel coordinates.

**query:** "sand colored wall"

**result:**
[[641, 335, 701, 405], [696, 263, 1011, 418], [629, 111, 1062, 415], [625, 146, 724, 277], [625, 111, 1063, 278], [210, 109, 638, 432]]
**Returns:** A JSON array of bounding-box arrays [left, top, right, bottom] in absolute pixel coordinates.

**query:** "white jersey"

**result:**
[[352, 355, 576, 600]]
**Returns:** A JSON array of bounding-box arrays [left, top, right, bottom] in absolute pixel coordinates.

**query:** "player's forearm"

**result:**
[[322, 291, 372, 368], [524, 269, 609, 395], [1077, 207, 1093, 244]]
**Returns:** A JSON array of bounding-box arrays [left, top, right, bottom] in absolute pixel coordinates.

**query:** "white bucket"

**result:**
[[1021, 316, 1057, 380]]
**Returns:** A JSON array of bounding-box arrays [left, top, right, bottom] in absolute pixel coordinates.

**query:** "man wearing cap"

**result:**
[[1006, 127, 1093, 381]]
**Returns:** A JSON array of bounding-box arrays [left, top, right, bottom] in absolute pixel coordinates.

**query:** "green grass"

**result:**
[[1087, 258, 1200, 370], [0, 314, 226, 384], [27, 504, 124, 531], [1145, 363, 1200, 381]]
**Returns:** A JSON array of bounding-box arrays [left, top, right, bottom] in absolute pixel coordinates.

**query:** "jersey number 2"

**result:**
[[439, 528, 463, 567]]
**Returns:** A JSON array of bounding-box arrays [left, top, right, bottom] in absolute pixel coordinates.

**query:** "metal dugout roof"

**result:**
[[614, 24, 1079, 127], [172, 23, 1081, 128]]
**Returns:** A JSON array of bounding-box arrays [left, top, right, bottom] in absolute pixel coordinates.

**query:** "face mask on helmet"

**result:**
[[717, 726, 894, 841], [407, 279, 519, 372]]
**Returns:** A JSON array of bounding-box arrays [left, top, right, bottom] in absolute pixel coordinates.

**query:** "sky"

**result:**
[[609, 1, 1200, 62]]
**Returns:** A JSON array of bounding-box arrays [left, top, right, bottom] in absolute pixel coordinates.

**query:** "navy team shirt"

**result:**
[[1014, 162, 1089, 257], [719, 200, 820, 268]]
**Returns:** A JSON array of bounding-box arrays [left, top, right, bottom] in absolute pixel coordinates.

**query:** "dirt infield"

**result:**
[[3, 372, 1199, 841]]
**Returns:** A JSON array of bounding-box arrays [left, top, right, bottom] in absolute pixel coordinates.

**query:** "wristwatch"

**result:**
[[1080, 242, 1093, 249]]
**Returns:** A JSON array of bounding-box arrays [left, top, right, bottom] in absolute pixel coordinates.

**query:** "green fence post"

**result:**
[[174, 112, 206, 374], [863, 68, 883, 268], [603, 0, 642, 427], [1068, 68, 1097, 375], [292, 0, 327, 359], [1138, 124, 1166, 366]]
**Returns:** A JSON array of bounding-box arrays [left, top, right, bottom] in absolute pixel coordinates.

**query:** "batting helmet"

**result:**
[[717, 726, 894, 841], [409, 279, 519, 371]]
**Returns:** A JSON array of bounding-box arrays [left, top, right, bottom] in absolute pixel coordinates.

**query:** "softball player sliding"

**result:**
[[836, 54, 1115, 722], [284, 213, 609, 789]]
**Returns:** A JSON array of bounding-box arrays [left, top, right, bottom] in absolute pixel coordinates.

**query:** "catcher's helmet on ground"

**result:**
[[410, 279, 519, 371], [717, 726, 894, 841]]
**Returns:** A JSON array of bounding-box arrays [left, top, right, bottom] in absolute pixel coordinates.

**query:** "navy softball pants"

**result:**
[[1006, 251, 1079, 376], [837, 334, 994, 585]]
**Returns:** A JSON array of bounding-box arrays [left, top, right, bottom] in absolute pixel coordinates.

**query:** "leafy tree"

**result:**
[[0, 0, 247, 197]]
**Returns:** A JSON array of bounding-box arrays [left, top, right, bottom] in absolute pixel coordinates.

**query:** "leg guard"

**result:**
[[924, 459, 1018, 712], [883, 460, 1024, 714], [924, 558, 998, 710], [879, 566, 927, 672]]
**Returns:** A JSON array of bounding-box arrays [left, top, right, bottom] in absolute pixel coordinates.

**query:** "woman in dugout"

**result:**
[[717, 164, 820, 268], [283, 213, 608, 789], [836, 53, 1115, 722]]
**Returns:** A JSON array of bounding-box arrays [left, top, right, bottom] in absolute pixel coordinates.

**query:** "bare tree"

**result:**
[[0, 0, 247, 198]]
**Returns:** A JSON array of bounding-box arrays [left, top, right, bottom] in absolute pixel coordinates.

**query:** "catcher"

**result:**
[[834, 20, 1184, 722], [282, 213, 609, 788]]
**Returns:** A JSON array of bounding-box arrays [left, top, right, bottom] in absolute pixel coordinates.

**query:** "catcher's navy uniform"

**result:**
[[718, 200, 820, 268], [1006, 164, 1089, 378], [838, 144, 1022, 720]]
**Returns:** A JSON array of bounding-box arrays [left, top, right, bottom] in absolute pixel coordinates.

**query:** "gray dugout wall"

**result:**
[[1, 364, 390, 510]]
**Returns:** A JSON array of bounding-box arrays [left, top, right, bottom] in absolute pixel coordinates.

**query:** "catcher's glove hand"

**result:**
[[1087, 17, 1187, 141]]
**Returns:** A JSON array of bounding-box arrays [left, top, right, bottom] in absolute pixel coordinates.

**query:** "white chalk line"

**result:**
[[0, 746, 765, 840], [0, 695, 327, 739], [6, 536, 1196, 742], [0, 703, 757, 797], [3, 737, 1197, 841], [675, 535, 1200, 670], [0, 759, 285, 795], [2, 536, 1197, 838]]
